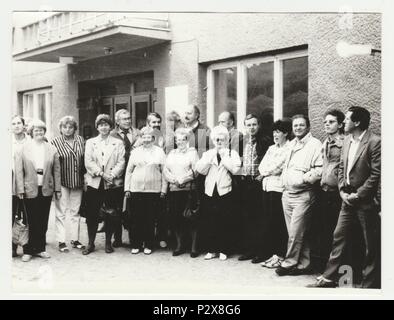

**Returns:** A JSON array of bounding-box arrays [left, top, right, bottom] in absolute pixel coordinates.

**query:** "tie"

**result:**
[[122, 130, 132, 162], [217, 152, 222, 165]]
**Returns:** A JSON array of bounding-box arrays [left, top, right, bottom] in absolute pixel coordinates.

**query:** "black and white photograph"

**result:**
[[3, 0, 393, 300]]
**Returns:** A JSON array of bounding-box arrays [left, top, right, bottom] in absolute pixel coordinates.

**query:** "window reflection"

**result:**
[[214, 67, 237, 123], [246, 62, 274, 134], [283, 56, 308, 118]]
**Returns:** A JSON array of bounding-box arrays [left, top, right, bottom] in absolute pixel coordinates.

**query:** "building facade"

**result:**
[[12, 12, 381, 140]]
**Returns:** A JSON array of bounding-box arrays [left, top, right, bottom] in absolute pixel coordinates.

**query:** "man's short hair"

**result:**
[[244, 113, 260, 125], [272, 118, 292, 137], [115, 109, 130, 124], [324, 108, 345, 133], [147, 112, 162, 123], [348, 106, 371, 131], [189, 105, 200, 120], [292, 114, 310, 128]]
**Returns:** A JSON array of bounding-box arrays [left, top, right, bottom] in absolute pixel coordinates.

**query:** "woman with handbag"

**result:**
[[163, 127, 200, 257], [124, 126, 167, 255], [15, 119, 61, 262], [82, 114, 126, 255], [196, 126, 241, 261], [51, 116, 86, 253]]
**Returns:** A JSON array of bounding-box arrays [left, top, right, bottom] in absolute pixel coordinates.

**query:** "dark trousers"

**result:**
[[319, 190, 342, 264], [323, 198, 380, 288], [85, 183, 123, 246], [203, 189, 233, 255], [129, 192, 160, 249], [24, 188, 52, 255], [155, 197, 169, 243], [241, 178, 266, 257], [262, 191, 288, 258]]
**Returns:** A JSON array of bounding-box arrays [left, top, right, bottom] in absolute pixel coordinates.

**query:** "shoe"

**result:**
[[36, 251, 51, 259], [21, 254, 32, 262], [71, 240, 85, 250], [144, 248, 152, 255], [105, 243, 114, 254], [288, 267, 315, 276], [58, 242, 69, 253], [131, 248, 140, 254], [251, 256, 265, 264], [82, 244, 95, 255], [172, 249, 185, 256], [306, 278, 337, 288], [275, 266, 296, 276], [204, 252, 218, 260], [238, 254, 254, 261], [159, 241, 168, 248], [219, 253, 227, 261], [262, 255, 283, 269], [190, 252, 199, 258], [112, 241, 123, 248]]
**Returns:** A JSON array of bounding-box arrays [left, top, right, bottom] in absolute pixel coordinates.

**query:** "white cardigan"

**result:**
[[196, 148, 241, 196]]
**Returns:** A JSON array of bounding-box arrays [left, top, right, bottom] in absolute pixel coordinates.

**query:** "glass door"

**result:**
[[132, 94, 152, 129]]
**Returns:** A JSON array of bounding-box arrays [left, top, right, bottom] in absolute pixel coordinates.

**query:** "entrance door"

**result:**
[[132, 94, 152, 129]]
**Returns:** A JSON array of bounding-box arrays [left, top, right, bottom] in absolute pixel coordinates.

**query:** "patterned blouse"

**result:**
[[51, 135, 85, 189]]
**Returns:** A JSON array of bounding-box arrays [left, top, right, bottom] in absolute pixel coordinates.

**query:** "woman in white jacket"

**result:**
[[196, 126, 241, 261]]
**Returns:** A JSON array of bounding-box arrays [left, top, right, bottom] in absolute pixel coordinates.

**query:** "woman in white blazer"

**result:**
[[15, 119, 61, 262], [82, 114, 125, 255], [196, 126, 241, 261]]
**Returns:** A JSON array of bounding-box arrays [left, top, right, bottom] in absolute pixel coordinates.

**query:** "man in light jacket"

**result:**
[[276, 114, 323, 276]]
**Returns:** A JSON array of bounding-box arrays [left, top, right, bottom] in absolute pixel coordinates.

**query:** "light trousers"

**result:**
[[281, 190, 316, 270], [55, 186, 83, 243]]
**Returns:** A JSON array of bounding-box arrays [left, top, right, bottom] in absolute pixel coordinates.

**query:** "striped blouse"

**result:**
[[51, 135, 85, 189]]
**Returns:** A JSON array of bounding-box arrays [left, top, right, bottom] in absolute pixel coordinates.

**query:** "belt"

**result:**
[[36, 169, 43, 175], [243, 175, 259, 181]]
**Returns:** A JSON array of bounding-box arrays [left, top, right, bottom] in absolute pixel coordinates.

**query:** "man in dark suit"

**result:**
[[308, 106, 381, 288]]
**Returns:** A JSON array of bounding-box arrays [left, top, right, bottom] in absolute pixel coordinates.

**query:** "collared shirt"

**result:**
[[243, 137, 259, 176], [259, 140, 290, 192], [321, 134, 344, 191], [346, 130, 366, 185], [125, 145, 167, 193], [51, 135, 85, 189]]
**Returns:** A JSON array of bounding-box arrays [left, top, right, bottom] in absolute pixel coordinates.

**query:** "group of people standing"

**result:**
[[11, 103, 381, 289]]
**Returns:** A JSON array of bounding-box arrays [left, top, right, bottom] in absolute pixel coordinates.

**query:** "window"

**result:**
[[207, 50, 308, 131], [22, 88, 53, 138]]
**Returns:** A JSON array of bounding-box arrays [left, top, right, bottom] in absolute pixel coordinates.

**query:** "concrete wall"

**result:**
[[12, 13, 381, 139]]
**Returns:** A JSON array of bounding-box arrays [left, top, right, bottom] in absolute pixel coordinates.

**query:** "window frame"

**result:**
[[22, 87, 53, 138], [207, 49, 308, 131]]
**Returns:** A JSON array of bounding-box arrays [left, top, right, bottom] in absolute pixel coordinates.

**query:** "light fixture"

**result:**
[[336, 41, 381, 57], [103, 47, 113, 55]]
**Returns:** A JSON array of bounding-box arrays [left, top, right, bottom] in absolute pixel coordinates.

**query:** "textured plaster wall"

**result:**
[[12, 13, 381, 139]]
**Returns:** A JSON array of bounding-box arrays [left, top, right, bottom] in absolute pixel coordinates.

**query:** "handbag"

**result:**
[[12, 199, 29, 247], [182, 171, 200, 221]]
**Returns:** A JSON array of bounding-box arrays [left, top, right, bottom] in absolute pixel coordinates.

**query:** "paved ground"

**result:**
[[12, 201, 353, 296]]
